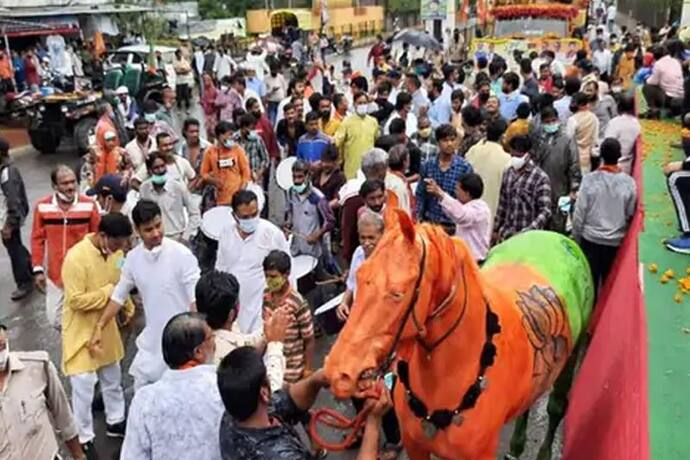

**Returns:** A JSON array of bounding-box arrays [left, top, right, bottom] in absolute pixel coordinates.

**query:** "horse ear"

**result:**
[[394, 209, 416, 243]]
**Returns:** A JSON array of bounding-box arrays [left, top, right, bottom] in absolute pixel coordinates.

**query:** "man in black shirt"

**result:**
[[276, 102, 307, 158], [217, 346, 390, 460]]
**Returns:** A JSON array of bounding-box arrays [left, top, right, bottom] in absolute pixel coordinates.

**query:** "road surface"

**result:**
[[0, 45, 560, 459]]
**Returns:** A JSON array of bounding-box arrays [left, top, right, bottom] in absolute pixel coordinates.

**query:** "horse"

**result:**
[[324, 210, 594, 460]]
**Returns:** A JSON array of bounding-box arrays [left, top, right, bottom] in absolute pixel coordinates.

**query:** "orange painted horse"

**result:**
[[324, 210, 594, 460]]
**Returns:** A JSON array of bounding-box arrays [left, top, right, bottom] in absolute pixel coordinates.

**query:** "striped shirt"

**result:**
[[263, 287, 314, 383], [30, 195, 100, 286]]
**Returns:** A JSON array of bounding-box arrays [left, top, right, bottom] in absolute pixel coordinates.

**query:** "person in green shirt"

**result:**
[[334, 92, 379, 179]]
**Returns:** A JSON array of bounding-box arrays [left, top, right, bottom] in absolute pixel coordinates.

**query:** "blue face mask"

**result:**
[[292, 182, 308, 194], [151, 173, 167, 185], [543, 122, 560, 134], [224, 138, 235, 149], [236, 215, 259, 234], [144, 113, 157, 123]]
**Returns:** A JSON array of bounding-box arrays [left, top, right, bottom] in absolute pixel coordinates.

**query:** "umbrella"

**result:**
[[393, 28, 442, 51]]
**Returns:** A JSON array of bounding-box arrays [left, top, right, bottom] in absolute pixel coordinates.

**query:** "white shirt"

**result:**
[[139, 180, 201, 239], [134, 156, 196, 186], [121, 365, 223, 460], [385, 172, 412, 215], [592, 49, 612, 75], [383, 110, 418, 137], [214, 54, 236, 81], [346, 246, 366, 294], [125, 137, 157, 170], [111, 238, 200, 385], [215, 219, 290, 333], [604, 113, 641, 174], [245, 50, 269, 80], [275, 96, 311, 124]]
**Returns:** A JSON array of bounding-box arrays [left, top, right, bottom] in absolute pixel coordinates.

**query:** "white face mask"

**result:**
[[56, 191, 73, 203], [0, 343, 9, 371], [355, 104, 369, 116], [220, 85, 229, 92], [511, 155, 527, 170], [144, 243, 163, 261]]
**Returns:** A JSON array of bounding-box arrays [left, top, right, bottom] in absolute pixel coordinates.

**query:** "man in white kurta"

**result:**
[[215, 217, 289, 334], [111, 237, 200, 389]]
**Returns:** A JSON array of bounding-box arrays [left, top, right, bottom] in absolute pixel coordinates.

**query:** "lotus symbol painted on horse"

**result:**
[[324, 210, 593, 460]]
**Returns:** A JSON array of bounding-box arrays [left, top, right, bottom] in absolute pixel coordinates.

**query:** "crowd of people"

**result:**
[[4, 12, 690, 460]]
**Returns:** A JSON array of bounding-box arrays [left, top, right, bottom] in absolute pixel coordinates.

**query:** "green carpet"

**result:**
[[639, 119, 690, 459]]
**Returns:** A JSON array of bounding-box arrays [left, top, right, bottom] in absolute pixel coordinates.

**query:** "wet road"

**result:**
[[0, 46, 560, 459]]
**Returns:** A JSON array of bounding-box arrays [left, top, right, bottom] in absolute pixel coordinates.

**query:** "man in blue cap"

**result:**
[[86, 174, 130, 216]]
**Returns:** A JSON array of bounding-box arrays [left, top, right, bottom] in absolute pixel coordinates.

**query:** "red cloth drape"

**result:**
[[563, 134, 648, 460]]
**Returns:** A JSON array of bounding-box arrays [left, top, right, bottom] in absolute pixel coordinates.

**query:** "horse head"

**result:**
[[325, 209, 475, 398]]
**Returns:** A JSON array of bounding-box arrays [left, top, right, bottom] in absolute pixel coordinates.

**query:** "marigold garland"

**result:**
[[491, 5, 579, 20]]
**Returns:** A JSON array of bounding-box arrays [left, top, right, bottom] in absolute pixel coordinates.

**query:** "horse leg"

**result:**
[[505, 411, 530, 459], [536, 342, 582, 460]]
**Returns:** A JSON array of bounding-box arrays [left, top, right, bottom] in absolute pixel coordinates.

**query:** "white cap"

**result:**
[[104, 130, 117, 140], [115, 86, 129, 95]]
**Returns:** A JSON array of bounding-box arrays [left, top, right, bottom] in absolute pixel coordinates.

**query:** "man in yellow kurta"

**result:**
[[334, 92, 379, 179], [61, 213, 134, 449], [324, 93, 349, 137]]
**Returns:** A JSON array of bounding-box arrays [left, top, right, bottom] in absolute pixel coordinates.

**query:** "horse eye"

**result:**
[[388, 292, 405, 300]]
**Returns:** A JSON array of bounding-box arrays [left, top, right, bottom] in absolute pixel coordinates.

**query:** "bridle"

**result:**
[[371, 233, 501, 437], [376, 235, 467, 376]]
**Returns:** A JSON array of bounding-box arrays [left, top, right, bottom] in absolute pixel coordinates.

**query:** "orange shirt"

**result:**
[[200, 144, 251, 205], [0, 54, 12, 80], [95, 115, 119, 152], [94, 147, 122, 184]]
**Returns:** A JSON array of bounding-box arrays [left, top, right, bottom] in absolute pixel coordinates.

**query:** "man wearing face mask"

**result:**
[[285, 160, 335, 263], [89, 200, 200, 390], [246, 98, 279, 161], [86, 174, 130, 216], [0, 324, 87, 460], [335, 92, 380, 180], [215, 190, 291, 333], [201, 121, 251, 206], [142, 100, 176, 144], [121, 312, 224, 459], [32, 165, 100, 330], [235, 113, 269, 184], [131, 132, 196, 191], [532, 107, 581, 233], [140, 152, 201, 242], [61, 213, 134, 452], [493, 135, 552, 244]]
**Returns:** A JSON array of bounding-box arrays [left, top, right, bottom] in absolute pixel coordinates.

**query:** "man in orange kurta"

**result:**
[[200, 123, 251, 206], [93, 131, 124, 184], [95, 102, 119, 154]]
